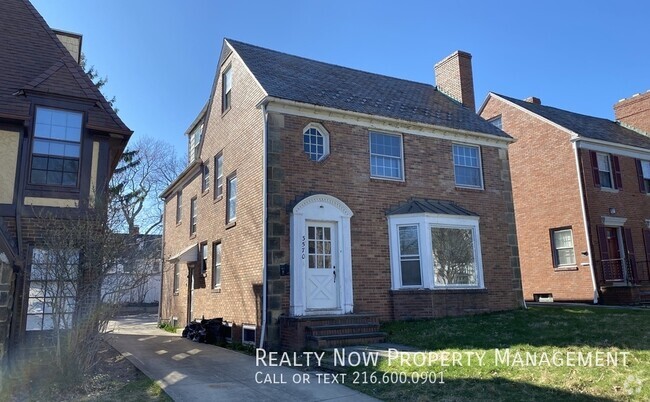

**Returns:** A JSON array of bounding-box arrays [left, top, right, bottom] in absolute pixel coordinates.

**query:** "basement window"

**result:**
[[242, 324, 256, 345]]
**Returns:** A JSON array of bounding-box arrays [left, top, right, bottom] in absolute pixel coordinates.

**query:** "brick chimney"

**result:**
[[53, 29, 82, 64], [614, 90, 650, 135], [434, 51, 475, 111], [524, 96, 541, 105]]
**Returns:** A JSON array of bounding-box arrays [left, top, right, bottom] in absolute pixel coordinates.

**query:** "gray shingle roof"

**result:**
[[386, 198, 478, 216], [226, 39, 509, 139], [496, 94, 650, 150]]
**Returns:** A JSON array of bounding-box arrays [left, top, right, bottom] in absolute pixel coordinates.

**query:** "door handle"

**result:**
[[333, 265, 336, 283]]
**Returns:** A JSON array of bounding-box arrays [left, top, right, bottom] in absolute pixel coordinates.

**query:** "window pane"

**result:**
[[33, 139, 50, 154], [370, 132, 402, 179], [453, 145, 482, 187], [597, 154, 610, 171], [553, 230, 573, 248], [399, 226, 419, 256], [401, 260, 422, 286], [557, 249, 576, 266], [431, 227, 477, 286], [642, 161, 650, 179]]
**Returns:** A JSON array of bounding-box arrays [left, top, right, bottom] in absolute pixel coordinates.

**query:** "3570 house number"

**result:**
[[301, 235, 305, 260]]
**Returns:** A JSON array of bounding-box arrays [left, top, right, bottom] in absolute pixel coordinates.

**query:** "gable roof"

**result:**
[[492, 93, 650, 151], [0, 0, 131, 135], [225, 39, 508, 139], [386, 198, 478, 216]]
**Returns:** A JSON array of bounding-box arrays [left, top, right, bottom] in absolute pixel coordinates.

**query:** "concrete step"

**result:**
[[307, 331, 387, 349], [306, 323, 380, 337]]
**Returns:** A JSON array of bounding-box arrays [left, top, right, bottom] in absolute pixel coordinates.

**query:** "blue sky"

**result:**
[[31, 0, 650, 156]]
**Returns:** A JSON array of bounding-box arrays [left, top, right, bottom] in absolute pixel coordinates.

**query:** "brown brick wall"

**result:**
[[481, 98, 594, 302], [267, 112, 522, 329], [160, 50, 265, 343], [614, 91, 650, 134]]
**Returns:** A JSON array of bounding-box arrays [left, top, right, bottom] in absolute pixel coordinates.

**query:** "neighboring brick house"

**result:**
[[0, 0, 131, 366], [480, 93, 650, 304], [160, 39, 524, 351]]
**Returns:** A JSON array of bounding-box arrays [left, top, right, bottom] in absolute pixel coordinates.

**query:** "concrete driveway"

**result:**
[[105, 314, 378, 402]]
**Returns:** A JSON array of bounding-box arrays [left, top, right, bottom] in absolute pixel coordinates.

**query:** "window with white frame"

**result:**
[[173, 262, 180, 294], [551, 228, 576, 267], [370, 132, 403, 180], [597, 153, 613, 189], [31, 107, 82, 187], [202, 162, 210, 193], [190, 197, 197, 235], [200, 242, 208, 275], [388, 214, 483, 289], [188, 124, 202, 162], [214, 153, 224, 198], [453, 144, 483, 188], [27, 248, 78, 331], [397, 225, 422, 286], [212, 242, 221, 289], [640, 160, 650, 193], [303, 123, 329, 161], [222, 66, 233, 112], [226, 173, 237, 224]]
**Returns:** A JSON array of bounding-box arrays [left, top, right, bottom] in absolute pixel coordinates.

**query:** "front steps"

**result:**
[[279, 313, 386, 351]]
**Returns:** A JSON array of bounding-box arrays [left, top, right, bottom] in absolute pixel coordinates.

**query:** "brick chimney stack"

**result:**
[[524, 96, 541, 105], [434, 51, 475, 111], [614, 90, 650, 135]]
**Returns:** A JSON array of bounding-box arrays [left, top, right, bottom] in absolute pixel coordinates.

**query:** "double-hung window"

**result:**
[[190, 197, 197, 235], [176, 192, 182, 224], [226, 173, 237, 224], [550, 228, 576, 267], [597, 153, 614, 189], [214, 153, 224, 198], [212, 242, 222, 289], [202, 163, 210, 193], [200, 242, 208, 275], [31, 107, 82, 187], [453, 144, 483, 188], [389, 214, 483, 289], [188, 124, 202, 162], [173, 263, 180, 294], [222, 66, 233, 112], [370, 132, 403, 180]]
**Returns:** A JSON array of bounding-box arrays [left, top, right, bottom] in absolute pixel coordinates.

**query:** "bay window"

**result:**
[[389, 214, 483, 289]]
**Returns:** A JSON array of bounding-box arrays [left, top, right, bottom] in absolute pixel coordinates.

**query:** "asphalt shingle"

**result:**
[[227, 39, 509, 139]]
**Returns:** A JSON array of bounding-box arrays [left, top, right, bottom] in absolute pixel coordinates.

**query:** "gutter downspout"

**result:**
[[158, 206, 165, 322], [259, 104, 268, 349], [573, 142, 599, 304]]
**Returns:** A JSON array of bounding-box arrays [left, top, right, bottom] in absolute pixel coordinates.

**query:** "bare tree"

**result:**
[[110, 136, 184, 235]]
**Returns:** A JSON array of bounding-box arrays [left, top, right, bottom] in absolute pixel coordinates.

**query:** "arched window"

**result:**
[[303, 123, 330, 161]]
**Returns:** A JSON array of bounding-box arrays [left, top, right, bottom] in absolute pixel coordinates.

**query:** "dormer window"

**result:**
[[303, 123, 330, 161], [31, 107, 82, 187], [188, 124, 202, 162]]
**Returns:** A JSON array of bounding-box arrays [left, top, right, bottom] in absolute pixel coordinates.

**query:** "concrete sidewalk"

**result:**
[[105, 314, 378, 402]]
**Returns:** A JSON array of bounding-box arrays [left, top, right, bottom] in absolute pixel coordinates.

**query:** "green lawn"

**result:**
[[346, 306, 649, 401]]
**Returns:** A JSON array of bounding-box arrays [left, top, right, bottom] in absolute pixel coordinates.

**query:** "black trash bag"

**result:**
[[204, 318, 225, 345]]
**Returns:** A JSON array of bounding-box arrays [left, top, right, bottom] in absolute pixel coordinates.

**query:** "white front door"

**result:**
[[305, 222, 339, 310]]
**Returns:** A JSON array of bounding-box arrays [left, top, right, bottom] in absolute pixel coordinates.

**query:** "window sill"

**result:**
[[554, 265, 578, 271], [189, 233, 197, 240], [370, 177, 405, 185], [225, 221, 236, 230], [221, 106, 231, 118], [455, 185, 484, 192], [391, 287, 487, 294], [213, 195, 223, 204], [173, 292, 179, 296], [201, 189, 210, 197], [175, 221, 182, 227], [600, 187, 619, 193]]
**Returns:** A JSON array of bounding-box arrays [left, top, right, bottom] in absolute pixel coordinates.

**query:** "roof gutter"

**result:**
[[257, 96, 514, 146], [259, 103, 269, 349], [160, 160, 201, 199], [573, 141, 599, 304], [571, 136, 650, 157]]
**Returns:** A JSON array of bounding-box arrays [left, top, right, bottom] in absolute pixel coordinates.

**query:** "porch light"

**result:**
[[608, 208, 616, 215]]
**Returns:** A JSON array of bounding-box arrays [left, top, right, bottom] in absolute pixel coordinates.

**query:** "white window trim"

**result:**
[[242, 324, 256, 345], [369, 131, 405, 181], [396, 224, 423, 288], [388, 213, 484, 290], [303, 122, 330, 162], [452, 143, 484, 190], [551, 228, 576, 267]]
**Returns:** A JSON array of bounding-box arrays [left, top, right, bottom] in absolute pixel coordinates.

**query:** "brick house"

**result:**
[[0, 0, 131, 366], [160, 39, 524, 351], [480, 92, 650, 304]]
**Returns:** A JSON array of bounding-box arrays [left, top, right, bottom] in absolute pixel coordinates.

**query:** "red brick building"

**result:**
[[0, 0, 131, 367], [160, 40, 524, 351], [480, 93, 650, 304]]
